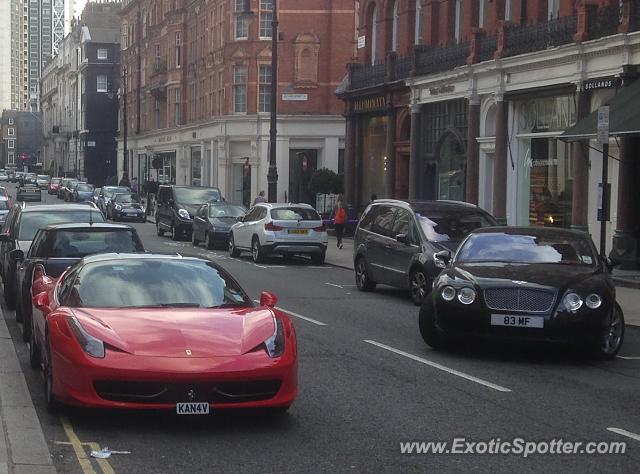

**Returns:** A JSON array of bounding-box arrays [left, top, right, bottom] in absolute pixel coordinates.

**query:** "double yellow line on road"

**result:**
[[60, 416, 115, 474]]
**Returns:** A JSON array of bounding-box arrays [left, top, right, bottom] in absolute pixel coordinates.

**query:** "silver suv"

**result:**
[[229, 203, 328, 264]]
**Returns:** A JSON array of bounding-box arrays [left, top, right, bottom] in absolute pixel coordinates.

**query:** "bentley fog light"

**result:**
[[441, 286, 456, 302], [585, 293, 602, 309], [457, 287, 476, 305]]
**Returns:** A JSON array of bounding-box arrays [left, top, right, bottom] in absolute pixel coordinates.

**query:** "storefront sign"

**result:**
[[518, 96, 576, 133], [353, 95, 386, 113], [428, 85, 455, 96], [357, 36, 366, 49], [87, 141, 96, 147], [158, 135, 173, 143], [583, 77, 620, 92], [282, 93, 308, 101]]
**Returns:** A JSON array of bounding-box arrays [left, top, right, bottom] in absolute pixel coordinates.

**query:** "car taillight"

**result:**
[[313, 224, 326, 232], [265, 222, 284, 231]]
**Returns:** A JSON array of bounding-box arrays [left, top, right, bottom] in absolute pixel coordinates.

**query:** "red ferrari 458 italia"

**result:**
[[29, 253, 297, 414]]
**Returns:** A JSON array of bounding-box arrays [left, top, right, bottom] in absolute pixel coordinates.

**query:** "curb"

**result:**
[[612, 277, 640, 290], [0, 309, 56, 473]]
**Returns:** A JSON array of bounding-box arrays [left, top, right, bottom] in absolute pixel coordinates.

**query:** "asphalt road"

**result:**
[[2, 184, 640, 473]]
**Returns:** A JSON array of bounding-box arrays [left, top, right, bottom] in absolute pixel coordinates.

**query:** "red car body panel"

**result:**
[[32, 272, 298, 411]]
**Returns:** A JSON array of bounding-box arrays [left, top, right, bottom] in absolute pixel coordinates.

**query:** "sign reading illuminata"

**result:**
[[353, 96, 386, 113]]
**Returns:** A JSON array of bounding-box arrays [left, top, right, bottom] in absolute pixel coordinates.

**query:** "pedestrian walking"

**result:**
[[253, 190, 267, 206], [333, 194, 347, 249], [131, 177, 139, 194], [119, 173, 131, 188]]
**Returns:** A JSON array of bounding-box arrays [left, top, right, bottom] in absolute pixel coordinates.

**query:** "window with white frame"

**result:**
[[479, 0, 485, 28], [258, 64, 271, 113], [260, 0, 273, 38], [504, 0, 512, 21], [414, 0, 422, 45], [235, 0, 250, 39], [7, 139, 15, 149], [454, 0, 462, 42], [233, 64, 247, 113], [7, 128, 15, 136], [175, 88, 181, 125], [371, 6, 377, 65], [97, 48, 108, 60], [548, 0, 560, 19], [97, 74, 108, 92], [391, 1, 399, 52], [175, 32, 182, 67], [8, 152, 14, 165]]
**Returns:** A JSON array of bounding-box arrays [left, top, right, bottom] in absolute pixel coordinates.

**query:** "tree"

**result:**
[[309, 168, 343, 195]]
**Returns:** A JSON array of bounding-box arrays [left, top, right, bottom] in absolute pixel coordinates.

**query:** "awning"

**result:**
[[560, 79, 640, 141]]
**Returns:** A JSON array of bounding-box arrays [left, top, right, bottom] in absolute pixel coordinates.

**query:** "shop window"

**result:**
[[391, 1, 399, 52], [233, 64, 247, 113], [361, 115, 389, 204], [414, 0, 422, 45], [436, 132, 466, 201]]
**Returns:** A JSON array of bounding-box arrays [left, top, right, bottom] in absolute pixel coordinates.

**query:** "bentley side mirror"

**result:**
[[236, 216, 244, 223], [259, 291, 278, 308], [395, 233, 410, 245], [433, 250, 452, 269], [9, 249, 24, 262]]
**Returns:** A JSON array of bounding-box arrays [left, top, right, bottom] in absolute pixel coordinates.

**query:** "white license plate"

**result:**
[[176, 402, 210, 415], [491, 314, 544, 328], [288, 229, 308, 235]]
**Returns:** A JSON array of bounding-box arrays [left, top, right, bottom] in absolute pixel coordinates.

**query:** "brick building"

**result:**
[[119, 0, 357, 207], [339, 0, 640, 268]]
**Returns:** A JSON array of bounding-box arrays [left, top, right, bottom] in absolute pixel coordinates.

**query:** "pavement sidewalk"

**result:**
[[324, 236, 640, 327], [0, 310, 55, 473]]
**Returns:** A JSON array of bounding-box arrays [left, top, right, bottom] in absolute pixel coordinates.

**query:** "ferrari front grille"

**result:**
[[484, 287, 556, 313], [94, 379, 282, 404]]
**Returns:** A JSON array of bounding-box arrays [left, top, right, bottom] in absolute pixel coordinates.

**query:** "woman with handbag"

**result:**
[[333, 195, 347, 249]]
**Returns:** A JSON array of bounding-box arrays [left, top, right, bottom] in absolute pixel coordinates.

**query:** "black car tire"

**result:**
[[206, 232, 215, 250], [29, 319, 40, 369], [594, 303, 625, 360], [418, 296, 449, 350], [192, 230, 200, 246], [171, 223, 180, 241], [311, 251, 326, 265], [156, 220, 165, 236], [44, 335, 59, 413], [229, 234, 240, 257], [355, 257, 376, 291], [252, 237, 265, 263], [410, 268, 430, 306]]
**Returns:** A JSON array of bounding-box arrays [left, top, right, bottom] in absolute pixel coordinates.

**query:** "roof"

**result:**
[[80, 253, 203, 265], [560, 79, 640, 141], [471, 226, 590, 239], [370, 199, 481, 211], [42, 223, 133, 231], [18, 204, 103, 213], [255, 202, 315, 209]]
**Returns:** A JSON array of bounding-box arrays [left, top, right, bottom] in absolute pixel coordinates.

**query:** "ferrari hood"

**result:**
[[453, 262, 599, 289], [71, 306, 276, 358]]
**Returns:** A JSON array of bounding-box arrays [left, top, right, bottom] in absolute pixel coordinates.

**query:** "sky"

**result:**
[[75, 0, 88, 17]]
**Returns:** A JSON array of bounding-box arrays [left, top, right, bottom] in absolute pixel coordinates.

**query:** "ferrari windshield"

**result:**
[[65, 259, 251, 308], [456, 233, 597, 265]]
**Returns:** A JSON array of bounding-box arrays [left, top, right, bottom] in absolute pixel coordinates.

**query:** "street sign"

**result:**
[[357, 36, 366, 49], [597, 105, 610, 145], [87, 141, 96, 147], [282, 93, 308, 101]]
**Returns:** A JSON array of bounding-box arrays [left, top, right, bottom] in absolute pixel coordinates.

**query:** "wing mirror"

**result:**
[[433, 250, 452, 269], [9, 249, 24, 262], [33, 291, 50, 311], [236, 216, 244, 223], [604, 256, 620, 272], [395, 233, 410, 245], [259, 291, 278, 308]]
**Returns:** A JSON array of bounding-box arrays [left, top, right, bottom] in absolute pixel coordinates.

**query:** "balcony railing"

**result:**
[[349, 62, 386, 90], [152, 58, 167, 76], [415, 41, 470, 76], [503, 14, 577, 58], [587, 4, 621, 40], [477, 34, 497, 63]]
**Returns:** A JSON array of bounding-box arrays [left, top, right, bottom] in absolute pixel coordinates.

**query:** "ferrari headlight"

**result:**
[[67, 316, 105, 358], [458, 287, 476, 305], [563, 292, 583, 312], [264, 316, 285, 358], [178, 208, 190, 219], [441, 286, 456, 302], [585, 293, 602, 309]]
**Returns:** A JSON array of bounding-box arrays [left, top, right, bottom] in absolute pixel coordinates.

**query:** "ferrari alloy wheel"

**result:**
[[156, 220, 165, 236], [418, 296, 448, 351], [206, 233, 215, 250], [410, 269, 429, 306], [355, 258, 376, 292], [29, 319, 40, 369], [44, 336, 58, 412], [192, 230, 200, 247], [252, 237, 265, 263], [597, 304, 625, 359], [229, 234, 240, 257]]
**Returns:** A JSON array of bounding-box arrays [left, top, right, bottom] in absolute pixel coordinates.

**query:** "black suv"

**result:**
[[156, 185, 223, 240], [353, 200, 497, 305], [14, 222, 144, 344], [0, 204, 105, 308]]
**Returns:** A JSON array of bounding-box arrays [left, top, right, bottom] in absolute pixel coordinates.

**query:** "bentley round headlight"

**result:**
[[441, 286, 456, 302], [563, 292, 583, 311], [458, 287, 476, 305], [585, 293, 602, 309]]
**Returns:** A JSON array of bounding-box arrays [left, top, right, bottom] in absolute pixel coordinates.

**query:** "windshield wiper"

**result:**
[[130, 303, 202, 308], [205, 303, 247, 309]]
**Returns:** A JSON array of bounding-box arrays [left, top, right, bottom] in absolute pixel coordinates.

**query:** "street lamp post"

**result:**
[[122, 65, 128, 181], [267, 0, 279, 203]]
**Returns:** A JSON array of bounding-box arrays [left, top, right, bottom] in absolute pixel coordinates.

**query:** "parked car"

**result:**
[[22, 173, 37, 186], [106, 193, 145, 222], [0, 186, 9, 198], [36, 175, 51, 189], [0, 203, 105, 308], [30, 253, 297, 413], [16, 183, 42, 202], [14, 223, 145, 343], [419, 227, 624, 359], [229, 203, 328, 264], [58, 179, 78, 200], [156, 185, 222, 240], [71, 183, 95, 202], [0, 197, 11, 224], [192, 202, 247, 249], [8, 171, 16, 182], [48, 178, 62, 195], [13, 172, 24, 184], [0, 171, 8, 182], [91, 187, 102, 206], [98, 186, 130, 214], [353, 200, 498, 305]]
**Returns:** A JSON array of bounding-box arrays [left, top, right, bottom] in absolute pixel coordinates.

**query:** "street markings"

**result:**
[[607, 427, 640, 442], [616, 355, 640, 360], [325, 283, 344, 289], [253, 300, 328, 326], [60, 416, 115, 474], [363, 340, 512, 393]]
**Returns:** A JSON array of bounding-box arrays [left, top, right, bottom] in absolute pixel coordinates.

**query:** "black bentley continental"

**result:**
[[419, 227, 624, 359]]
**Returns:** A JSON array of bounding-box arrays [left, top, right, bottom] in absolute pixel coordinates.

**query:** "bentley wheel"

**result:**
[[596, 304, 625, 360], [419, 295, 448, 350], [355, 258, 376, 292], [410, 269, 429, 306], [311, 252, 326, 265], [229, 234, 240, 257]]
